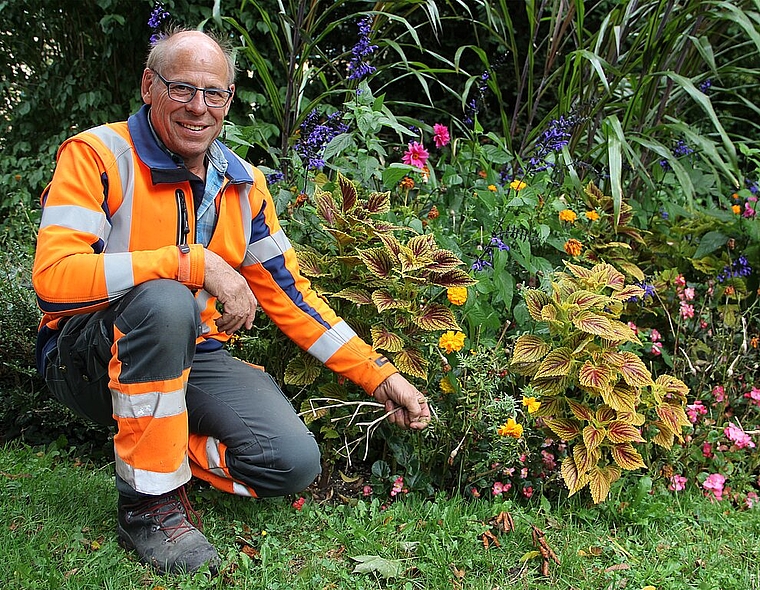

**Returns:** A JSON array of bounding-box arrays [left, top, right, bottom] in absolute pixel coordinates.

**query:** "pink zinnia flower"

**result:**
[[432, 123, 451, 148], [724, 423, 756, 449], [703, 473, 726, 501], [402, 141, 429, 169], [668, 474, 687, 492]]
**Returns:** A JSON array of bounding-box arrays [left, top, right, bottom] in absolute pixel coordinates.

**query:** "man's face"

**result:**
[[141, 34, 234, 173]]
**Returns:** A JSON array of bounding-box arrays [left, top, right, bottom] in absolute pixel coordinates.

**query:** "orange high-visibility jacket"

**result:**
[[33, 105, 396, 394]]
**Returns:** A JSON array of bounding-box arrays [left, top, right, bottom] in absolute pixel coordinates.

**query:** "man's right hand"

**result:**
[[203, 249, 257, 334]]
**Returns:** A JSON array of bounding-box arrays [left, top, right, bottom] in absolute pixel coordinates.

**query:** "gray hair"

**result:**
[[146, 26, 237, 86]]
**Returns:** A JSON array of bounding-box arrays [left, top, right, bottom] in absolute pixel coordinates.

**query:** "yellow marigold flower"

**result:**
[[585, 210, 600, 221], [438, 331, 466, 353], [488, 184, 498, 192], [522, 396, 541, 414], [447, 286, 468, 306], [509, 179, 527, 191], [439, 377, 456, 393], [399, 176, 415, 190], [497, 418, 523, 438], [732, 204, 742, 214], [564, 238, 583, 256], [559, 209, 577, 223]]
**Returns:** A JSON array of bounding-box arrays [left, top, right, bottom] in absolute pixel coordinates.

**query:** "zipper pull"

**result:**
[[176, 189, 191, 253]]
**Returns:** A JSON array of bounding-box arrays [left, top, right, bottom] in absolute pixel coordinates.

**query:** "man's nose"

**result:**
[[185, 91, 208, 113]]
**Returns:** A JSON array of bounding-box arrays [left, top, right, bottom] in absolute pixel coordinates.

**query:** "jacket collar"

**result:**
[[127, 105, 253, 185]]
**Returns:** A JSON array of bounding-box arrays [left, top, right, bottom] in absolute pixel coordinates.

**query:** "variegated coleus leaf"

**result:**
[[371, 289, 408, 312], [534, 347, 573, 378], [578, 360, 615, 390], [315, 188, 340, 225], [358, 248, 394, 279], [371, 325, 405, 353], [611, 442, 646, 471], [655, 403, 690, 440], [543, 417, 582, 441], [606, 420, 645, 444], [618, 351, 653, 387], [392, 347, 428, 379], [338, 171, 358, 213], [333, 287, 373, 305], [295, 250, 327, 277], [523, 289, 551, 321], [366, 190, 391, 214], [591, 263, 626, 291], [427, 249, 466, 274], [511, 334, 551, 364], [406, 234, 437, 258], [561, 455, 589, 496], [429, 268, 477, 288], [589, 464, 622, 504], [411, 303, 460, 331]]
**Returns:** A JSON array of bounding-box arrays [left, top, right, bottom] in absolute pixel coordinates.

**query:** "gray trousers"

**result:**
[[43, 279, 321, 498]]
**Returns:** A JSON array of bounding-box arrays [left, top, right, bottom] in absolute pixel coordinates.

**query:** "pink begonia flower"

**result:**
[[724, 423, 756, 449], [650, 329, 662, 342], [391, 476, 407, 496], [651, 342, 663, 356], [703, 473, 726, 501], [743, 386, 760, 407], [675, 275, 686, 288], [520, 467, 529, 479], [402, 141, 429, 169], [746, 491, 759, 509], [522, 486, 534, 499], [743, 204, 756, 218], [627, 321, 638, 334], [702, 441, 713, 458], [541, 450, 556, 470], [669, 474, 688, 492], [683, 287, 695, 301], [712, 385, 726, 402], [680, 301, 695, 319], [432, 123, 451, 148], [686, 401, 708, 423], [700, 320, 708, 329], [363, 485, 373, 497], [492, 481, 511, 496]]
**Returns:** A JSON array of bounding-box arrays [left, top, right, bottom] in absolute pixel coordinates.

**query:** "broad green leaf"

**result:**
[[351, 555, 403, 579], [693, 230, 728, 259]]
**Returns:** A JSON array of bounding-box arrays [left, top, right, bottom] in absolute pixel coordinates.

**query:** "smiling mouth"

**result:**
[[179, 122, 206, 131]]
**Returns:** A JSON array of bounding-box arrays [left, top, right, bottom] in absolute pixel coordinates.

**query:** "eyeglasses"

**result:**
[[151, 69, 232, 108]]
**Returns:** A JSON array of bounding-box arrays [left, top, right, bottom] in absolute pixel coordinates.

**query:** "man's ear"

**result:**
[[224, 84, 236, 115], [140, 68, 154, 104]]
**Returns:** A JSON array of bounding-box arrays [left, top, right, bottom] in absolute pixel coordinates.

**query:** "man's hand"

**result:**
[[203, 249, 258, 334], [372, 373, 431, 430]]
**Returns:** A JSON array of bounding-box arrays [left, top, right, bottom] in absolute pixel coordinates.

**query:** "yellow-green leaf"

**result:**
[[567, 398, 595, 422], [611, 443, 646, 470], [651, 421, 676, 449], [392, 348, 428, 379], [578, 361, 614, 390], [619, 352, 653, 387], [606, 420, 645, 444], [561, 456, 588, 496], [588, 467, 611, 504], [534, 347, 573, 378], [566, 290, 612, 310], [543, 418, 582, 441], [583, 424, 606, 453], [511, 335, 551, 364], [654, 375, 690, 401], [284, 354, 321, 386], [371, 289, 407, 312], [358, 248, 394, 279], [601, 383, 638, 413], [333, 287, 373, 305], [655, 403, 690, 439], [371, 325, 405, 352], [573, 442, 600, 473], [412, 303, 460, 331], [524, 289, 551, 321], [572, 311, 615, 338]]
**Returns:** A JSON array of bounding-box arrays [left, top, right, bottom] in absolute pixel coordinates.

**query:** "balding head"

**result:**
[[147, 28, 236, 86]]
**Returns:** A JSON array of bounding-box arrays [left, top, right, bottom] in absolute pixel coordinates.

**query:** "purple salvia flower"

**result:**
[[347, 17, 378, 81]]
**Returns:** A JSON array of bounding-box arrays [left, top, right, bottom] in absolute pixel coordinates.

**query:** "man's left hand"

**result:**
[[372, 373, 431, 430]]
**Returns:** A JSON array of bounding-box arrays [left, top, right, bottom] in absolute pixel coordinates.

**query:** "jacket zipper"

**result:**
[[176, 189, 191, 254]]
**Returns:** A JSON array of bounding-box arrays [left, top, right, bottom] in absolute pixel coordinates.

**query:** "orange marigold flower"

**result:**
[[438, 330, 466, 353], [447, 286, 468, 306], [732, 192, 740, 200], [522, 396, 541, 414], [399, 176, 415, 190], [427, 205, 440, 219], [497, 418, 523, 438], [295, 192, 308, 206], [478, 170, 488, 178], [725, 285, 735, 296], [732, 204, 742, 214], [750, 336, 759, 349], [559, 209, 577, 223], [488, 184, 498, 192], [509, 179, 527, 191], [564, 238, 583, 256], [585, 210, 600, 221]]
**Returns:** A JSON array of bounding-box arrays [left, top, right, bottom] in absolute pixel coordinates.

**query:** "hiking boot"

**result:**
[[117, 486, 220, 575]]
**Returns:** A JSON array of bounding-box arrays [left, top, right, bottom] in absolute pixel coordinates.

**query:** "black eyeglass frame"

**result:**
[[150, 69, 233, 108]]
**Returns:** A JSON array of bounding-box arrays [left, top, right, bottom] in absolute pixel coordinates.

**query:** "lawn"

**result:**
[[2, 442, 758, 590]]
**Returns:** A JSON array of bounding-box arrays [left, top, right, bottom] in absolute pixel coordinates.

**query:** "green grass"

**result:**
[[2, 442, 759, 590]]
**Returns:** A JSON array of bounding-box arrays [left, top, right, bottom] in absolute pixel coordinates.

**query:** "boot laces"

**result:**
[[129, 486, 204, 542]]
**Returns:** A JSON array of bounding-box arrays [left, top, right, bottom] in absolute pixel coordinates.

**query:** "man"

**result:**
[[32, 28, 430, 576]]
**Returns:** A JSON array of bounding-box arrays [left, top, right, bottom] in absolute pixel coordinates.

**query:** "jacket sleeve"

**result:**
[[32, 136, 205, 319], [239, 167, 397, 395]]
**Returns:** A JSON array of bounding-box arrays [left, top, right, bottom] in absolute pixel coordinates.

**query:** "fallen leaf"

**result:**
[[449, 564, 466, 579], [604, 563, 630, 573], [481, 529, 500, 549], [489, 511, 514, 533], [351, 555, 403, 579], [240, 544, 260, 559], [339, 471, 362, 483]]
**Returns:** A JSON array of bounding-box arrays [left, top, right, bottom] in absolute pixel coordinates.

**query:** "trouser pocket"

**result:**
[[45, 314, 116, 426]]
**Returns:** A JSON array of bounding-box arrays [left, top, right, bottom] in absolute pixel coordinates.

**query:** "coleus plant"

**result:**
[[510, 261, 691, 503], [286, 171, 476, 389]]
